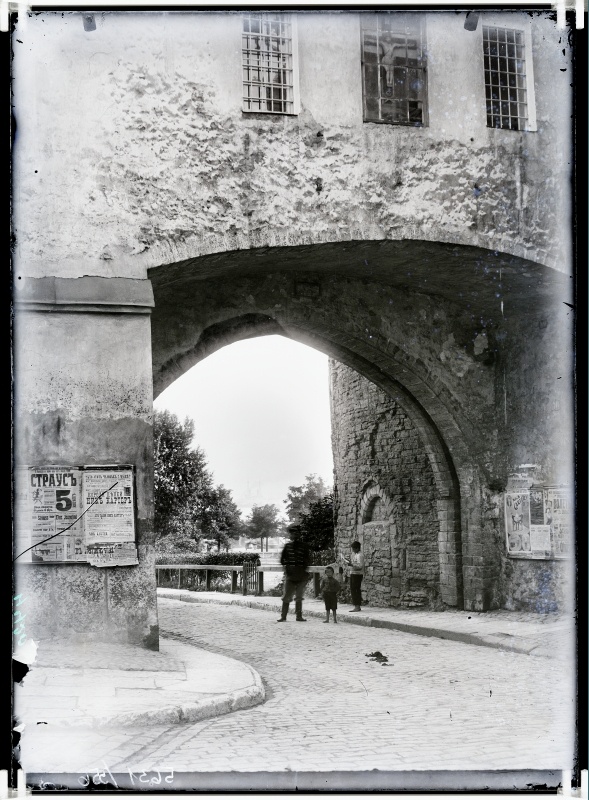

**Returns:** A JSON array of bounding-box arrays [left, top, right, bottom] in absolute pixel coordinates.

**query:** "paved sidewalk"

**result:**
[[157, 588, 577, 660], [13, 635, 265, 729]]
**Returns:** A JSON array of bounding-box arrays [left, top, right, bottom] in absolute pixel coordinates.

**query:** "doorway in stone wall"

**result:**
[[153, 328, 462, 613], [360, 486, 397, 608]]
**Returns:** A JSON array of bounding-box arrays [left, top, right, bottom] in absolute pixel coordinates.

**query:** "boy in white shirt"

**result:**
[[345, 541, 364, 612]]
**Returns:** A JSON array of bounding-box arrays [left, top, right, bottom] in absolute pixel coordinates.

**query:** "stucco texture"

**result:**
[[12, 11, 572, 279]]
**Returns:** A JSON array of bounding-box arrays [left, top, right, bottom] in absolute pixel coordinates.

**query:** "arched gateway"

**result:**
[[147, 237, 571, 617]]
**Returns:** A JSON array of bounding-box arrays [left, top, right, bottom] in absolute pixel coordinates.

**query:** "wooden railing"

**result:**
[[156, 564, 248, 594], [156, 563, 327, 597], [255, 564, 325, 597]]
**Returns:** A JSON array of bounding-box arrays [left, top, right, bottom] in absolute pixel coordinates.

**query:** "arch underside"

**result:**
[[149, 238, 569, 317]]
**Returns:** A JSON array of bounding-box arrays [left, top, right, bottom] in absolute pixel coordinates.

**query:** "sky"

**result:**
[[153, 335, 334, 520]]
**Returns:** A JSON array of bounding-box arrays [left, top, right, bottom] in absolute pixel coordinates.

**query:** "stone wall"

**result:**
[[330, 361, 442, 609], [329, 356, 575, 613], [13, 279, 159, 647], [12, 11, 571, 280], [500, 556, 575, 614]]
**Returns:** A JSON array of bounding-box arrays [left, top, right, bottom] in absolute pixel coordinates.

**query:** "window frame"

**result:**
[[360, 12, 429, 128], [481, 17, 537, 132], [241, 12, 300, 117]]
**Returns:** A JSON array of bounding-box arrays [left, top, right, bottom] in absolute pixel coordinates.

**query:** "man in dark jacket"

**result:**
[[277, 523, 311, 622]]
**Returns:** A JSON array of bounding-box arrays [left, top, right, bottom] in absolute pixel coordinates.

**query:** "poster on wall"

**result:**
[[14, 466, 85, 563], [14, 465, 138, 566], [504, 491, 532, 556], [505, 486, 573, 560], [82, 467, 139, 567], [544, 486, 573, 558], [529, 489, 545, 525], [528, 525, 552, 553]]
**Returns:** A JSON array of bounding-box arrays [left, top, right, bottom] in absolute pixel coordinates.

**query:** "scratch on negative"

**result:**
[[359, 680, 368, 697]]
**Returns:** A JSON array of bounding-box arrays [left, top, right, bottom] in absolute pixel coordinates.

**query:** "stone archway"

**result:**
[[149, 241, 476, 607], [13, 235, 572, 646], [148, 237, 571, 613]]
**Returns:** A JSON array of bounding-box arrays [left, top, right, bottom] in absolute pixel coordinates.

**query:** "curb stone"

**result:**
[[88, 663, 266, 728], [157, 589, 567, 659]]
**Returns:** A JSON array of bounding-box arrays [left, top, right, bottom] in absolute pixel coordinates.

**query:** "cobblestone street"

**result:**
[[136, 598, 575, 773], [20, 597, 575, 789]]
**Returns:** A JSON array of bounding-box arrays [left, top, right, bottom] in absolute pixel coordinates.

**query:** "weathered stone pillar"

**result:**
[[13, 277, 159, 648], [362, 521, 393, 607], [437, 497, 463, 607], [459, 469, 500, 612]]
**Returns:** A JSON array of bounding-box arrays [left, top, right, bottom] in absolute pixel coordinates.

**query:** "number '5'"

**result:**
[[55, 490, 72, 511]]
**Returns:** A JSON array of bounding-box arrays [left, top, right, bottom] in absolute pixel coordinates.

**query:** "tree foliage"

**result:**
[[244, 504, 282, 548], [298, 493, 335, 552], [200, 485, 245, 552], [284, 474, 331, 524], [153, 410, 243, 551]]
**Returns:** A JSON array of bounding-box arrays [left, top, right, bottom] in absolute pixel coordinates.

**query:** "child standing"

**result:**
[[345, 541, 365, 612], [320, 566, 340, 623]]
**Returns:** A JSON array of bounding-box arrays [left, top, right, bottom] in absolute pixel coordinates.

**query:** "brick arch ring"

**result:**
[[360, 480, 395, 524]]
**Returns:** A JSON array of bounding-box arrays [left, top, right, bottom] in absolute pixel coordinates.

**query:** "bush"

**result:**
[[155, 551, 260, 566], [263, 579, 284, 597]]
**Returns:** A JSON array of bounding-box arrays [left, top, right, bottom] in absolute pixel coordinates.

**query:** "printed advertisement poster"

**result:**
[[529, 525, 552, 552], [504, 491, 532, 556], [544, 487, 573, 558], [86, 542, 139, 568], [14, 465, 138, 566], [82, 468, 136, 546], [14, 466, 85, 563], [529, 489, 545, 525], [505, 486, 573, 560]]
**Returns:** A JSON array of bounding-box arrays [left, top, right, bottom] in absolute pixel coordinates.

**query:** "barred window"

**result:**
[[483, 26, 528, 130], [361, 13, 427, 127], [242, 13, 298, 115]]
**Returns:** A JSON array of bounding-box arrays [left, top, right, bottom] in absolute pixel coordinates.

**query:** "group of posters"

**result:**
[[14, 465, 138, 567], [504, 485, 572, 559]]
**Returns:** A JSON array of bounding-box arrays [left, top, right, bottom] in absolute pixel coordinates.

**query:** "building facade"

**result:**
[[12, 10, 575, 646]]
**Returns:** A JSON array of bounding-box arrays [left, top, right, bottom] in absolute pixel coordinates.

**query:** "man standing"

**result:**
[[277, 523, 311, 622]]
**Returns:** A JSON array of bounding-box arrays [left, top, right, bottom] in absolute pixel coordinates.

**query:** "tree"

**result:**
[[154, 521, 202, 554], [154, 411, 247, 553], [154, 410, 214, 546], [298, 493, 335, 552], [245, 504, 282, 552], [284, 474, 331, 524], [200, 485, 245, 552]]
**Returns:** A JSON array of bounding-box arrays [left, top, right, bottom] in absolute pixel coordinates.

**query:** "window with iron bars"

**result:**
[[483, 26, 529, 130], [242, 13, 297, 115], [361, 13, 427, 127]]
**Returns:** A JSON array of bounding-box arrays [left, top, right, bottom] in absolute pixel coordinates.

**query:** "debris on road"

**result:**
[[365, 650, 390, 665]]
